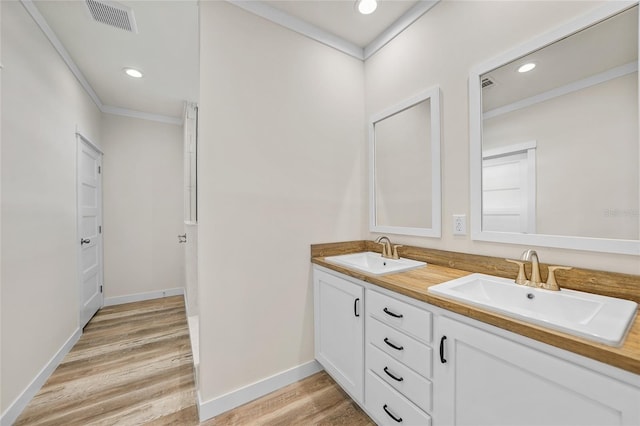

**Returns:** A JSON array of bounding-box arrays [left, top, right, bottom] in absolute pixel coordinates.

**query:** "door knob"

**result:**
[[178, 234, 187, 243], [81, 238, 91, 245]]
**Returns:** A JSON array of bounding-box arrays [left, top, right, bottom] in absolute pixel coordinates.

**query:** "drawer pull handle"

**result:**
[[384, 337, 404, 351], [440, 335, 447, 363], [383, 366, 404, 382], [354, 298, 360, 317], [383, 404, 403, 423], [383, 307, 403, 318]]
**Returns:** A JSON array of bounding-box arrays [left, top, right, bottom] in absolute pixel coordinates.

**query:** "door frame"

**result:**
[[76, 131, 104, 328]]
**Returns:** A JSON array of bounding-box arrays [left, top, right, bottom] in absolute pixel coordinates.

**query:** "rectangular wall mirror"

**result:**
[[370, 87, 441, 237], [469, 2, 639, 255]]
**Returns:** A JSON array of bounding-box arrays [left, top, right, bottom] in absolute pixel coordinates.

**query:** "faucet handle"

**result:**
[[543, 265, 572, 291], [377, 242, 389, 258], [391, 244, 403, 260], [505, 259, 528, 285]]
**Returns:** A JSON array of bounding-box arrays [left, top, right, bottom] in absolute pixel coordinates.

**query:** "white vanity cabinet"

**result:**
[[365, 290, 434, 425], [435, 315, 640, 426], [313, 268, 364, 403], [313, 265, 640, 426]]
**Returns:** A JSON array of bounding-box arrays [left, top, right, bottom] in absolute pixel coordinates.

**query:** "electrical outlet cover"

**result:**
[[453, 214, 467, 235]]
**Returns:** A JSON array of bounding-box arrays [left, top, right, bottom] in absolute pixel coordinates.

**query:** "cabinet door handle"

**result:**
[[383, 366, 404, 382], [383, 307, 403, 318], [440, 335, 447, 364], [354, 298, 360, 317], [384, 337, 404, 351], [383, 404, 403, 423]]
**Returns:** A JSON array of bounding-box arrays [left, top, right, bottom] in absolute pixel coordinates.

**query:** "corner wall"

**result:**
[[364, 0, 639, 275], [1, 0, 102, 416], [198, 1, 365, 406]]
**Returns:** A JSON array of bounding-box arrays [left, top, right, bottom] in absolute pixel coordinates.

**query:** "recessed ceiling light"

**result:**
[[123, 67, 143, 78], [355, 0, 377, 15], [517, 63, 536, 73]]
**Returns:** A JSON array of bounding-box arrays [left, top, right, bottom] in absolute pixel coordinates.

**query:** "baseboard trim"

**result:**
[[103, 287, 185, 307], [1, 328, 82, 426], [197, 360, 323, 422]]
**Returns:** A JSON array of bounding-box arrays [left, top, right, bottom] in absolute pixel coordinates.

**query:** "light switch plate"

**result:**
[[453, 214, 467, 235]]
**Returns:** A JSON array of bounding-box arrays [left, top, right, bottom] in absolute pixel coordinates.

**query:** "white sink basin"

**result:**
[[325, 252, 426, 276], [428, 273, 638, 347]]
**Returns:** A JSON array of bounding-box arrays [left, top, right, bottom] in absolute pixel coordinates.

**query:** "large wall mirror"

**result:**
[[370, 87, 441, 237], [470, 2, 639, 255]]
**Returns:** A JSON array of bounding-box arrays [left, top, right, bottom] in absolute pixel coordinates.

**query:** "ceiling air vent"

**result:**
[[481, 76, 496, 89], [86, 0, 138, 33]]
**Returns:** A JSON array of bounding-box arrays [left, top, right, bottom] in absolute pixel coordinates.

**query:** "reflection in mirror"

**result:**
[[370, 87, 441, 237], [375, 99, 432, 228], [470, 3, 639, 254]]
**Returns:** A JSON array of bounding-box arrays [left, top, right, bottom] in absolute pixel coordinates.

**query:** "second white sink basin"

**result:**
[[428, 273, 638, 347], [325, 252, 426, 275]]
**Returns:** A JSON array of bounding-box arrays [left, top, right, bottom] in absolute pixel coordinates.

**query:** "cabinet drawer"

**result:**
[[366, 370, 432, 426], [368, 290, 432, 344], [368, 317, 432, 378], [367, 344, 432, 413]]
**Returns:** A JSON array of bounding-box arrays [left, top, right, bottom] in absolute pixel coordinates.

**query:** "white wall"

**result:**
[[184, 223, 198, 317], [101, 114, 184, 300], [375, 99, 432, 228], [198, 1, 365, 403], [364, 0, 639, 275], [1, 0, 102, 414]]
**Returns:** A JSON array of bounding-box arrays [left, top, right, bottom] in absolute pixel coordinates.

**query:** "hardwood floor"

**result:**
[[15, 296, 198, 425], [202, 372, 374, 426], [14, 296, 373, 425]]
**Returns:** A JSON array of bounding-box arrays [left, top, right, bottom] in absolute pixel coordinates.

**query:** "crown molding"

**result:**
[[21, 0, 439, 125], [364, 0, 439, 59], [101, 105, 184, 126], [227, 0, 365, 59], [483, 61, 638, 120], [20, 0, 183, 126], [226, 0, 440, 61], [21, 0, 103, 107]]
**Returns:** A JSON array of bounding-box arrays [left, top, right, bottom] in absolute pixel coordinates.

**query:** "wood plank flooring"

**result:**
[[15, 296, 198, 425], [202, 372, 374, 426], [14, 296, 374, 425]]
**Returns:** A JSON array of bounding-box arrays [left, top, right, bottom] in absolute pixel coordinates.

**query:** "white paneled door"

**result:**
[[77, 135, 104, 329], [482, 143, 536, 234]]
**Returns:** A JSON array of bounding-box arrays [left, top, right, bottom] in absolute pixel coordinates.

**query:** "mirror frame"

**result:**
[[469, 1, 640, 255], [369, 87, 442, 237]]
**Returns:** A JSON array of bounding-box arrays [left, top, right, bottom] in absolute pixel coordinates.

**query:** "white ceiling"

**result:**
[[33, 0, 200, 120], [29, 0, 428, 122], [482, 5, 638, 111]]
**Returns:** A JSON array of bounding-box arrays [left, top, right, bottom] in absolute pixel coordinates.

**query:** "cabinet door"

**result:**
[[435, 316, 640, 426], [314, 269, 364, 402]]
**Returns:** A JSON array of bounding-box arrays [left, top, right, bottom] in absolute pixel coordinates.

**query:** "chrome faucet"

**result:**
[[375, 236, 401, 259]]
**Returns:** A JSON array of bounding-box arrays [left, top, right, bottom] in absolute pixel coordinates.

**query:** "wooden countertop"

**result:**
[[311, 248, 640, 376]]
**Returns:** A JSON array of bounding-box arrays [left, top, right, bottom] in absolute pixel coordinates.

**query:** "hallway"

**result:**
[[13, 297, 373, 425], [15, 297, 198, 424]]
